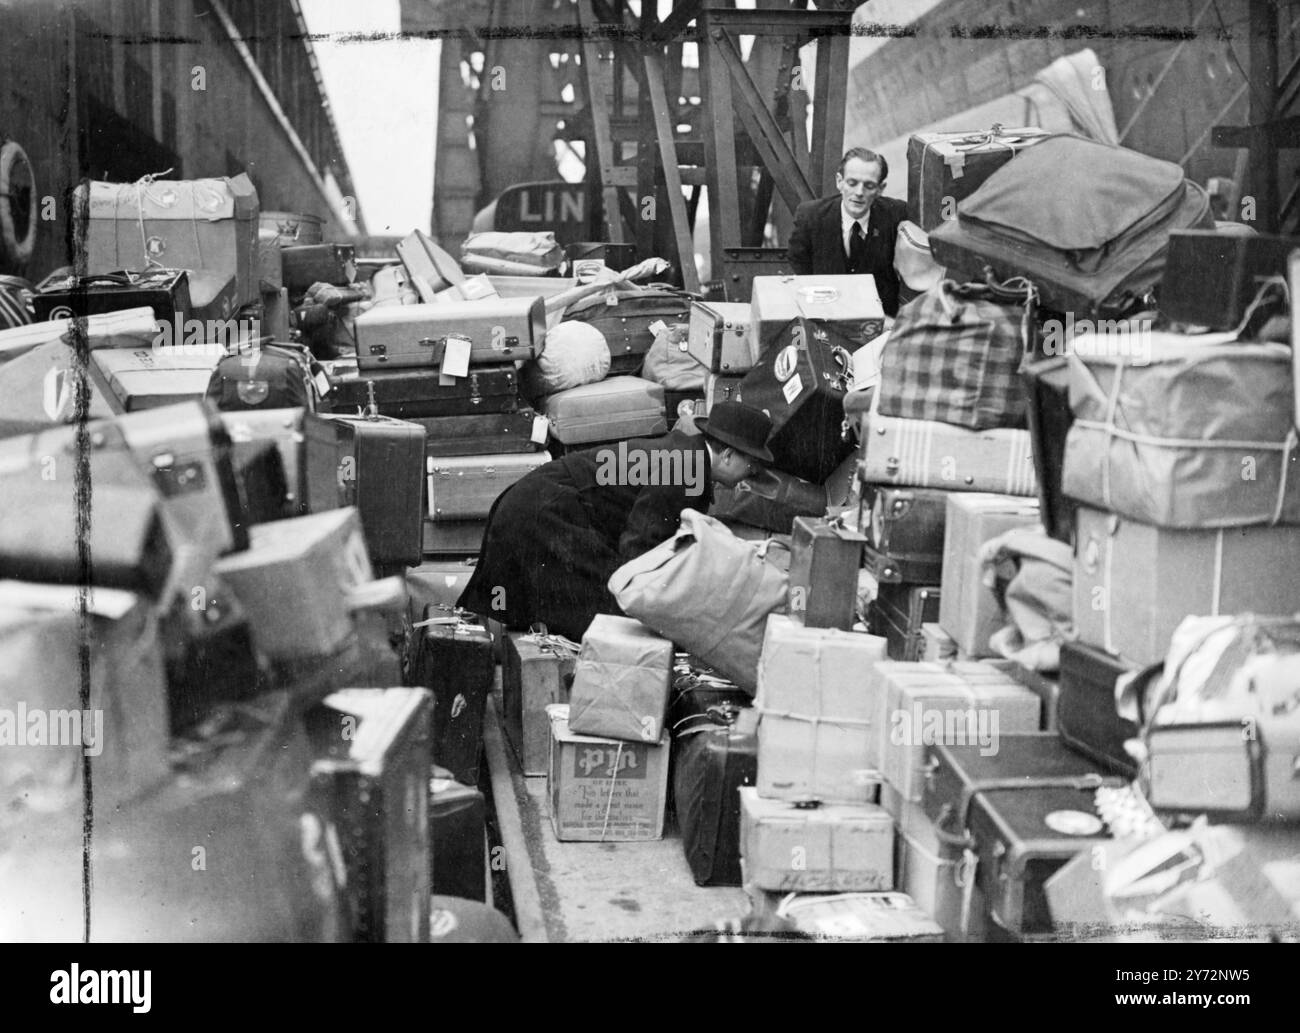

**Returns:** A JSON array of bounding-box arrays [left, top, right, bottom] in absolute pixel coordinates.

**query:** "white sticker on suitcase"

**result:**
[[782, 372, 803, 404]]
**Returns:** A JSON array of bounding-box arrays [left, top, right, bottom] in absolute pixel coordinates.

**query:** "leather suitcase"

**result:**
[[329, 363, 521, 419], [0, 478, 174, 597], [218, 408, 340, 517], [430, 766, 488, 902], [228, 437, 291, 526], [422, 518, 486, 557], [307, 687, 434, 942], [869, 583, 940, 662], [787, 516, 866, 630], [397, 229, 466, 301], [414, 409, 546, 458], [673, 706, 758, 887], [281, 243, 356, 293], [32, 268, 193, 323], [906, 127, 1050, 232], [687, 301, 760, 374], [406, 559, 481, 619], [161, 597, 263, 735], [705, 372, 744, 413], [426, 451, 550, 522], [709, 468, 826, 535], [537, 376, 667, 445], [503, 630, 579, 776], [562, 288, 693, 369], [411, 610, 494, 785], [923, 733, 1124, 937], [90, 347, 221, 413], [1057, 640, 1140, 778], [736, 318, 855, 483], [1160, 229, 1300, 329], [1020, 356, 1075, 545], [322, 412, 426, 571], [355, 298, 544, 370], [115, 401, 251, 555], [859, 484, 947, 585]]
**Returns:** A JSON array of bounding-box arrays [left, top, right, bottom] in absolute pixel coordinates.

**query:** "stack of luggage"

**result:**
[[0, 173, 520, 943]]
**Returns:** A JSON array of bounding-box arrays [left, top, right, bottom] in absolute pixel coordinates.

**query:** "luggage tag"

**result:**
[[441, 335, 472, 380], [530, 414, 549, 445]]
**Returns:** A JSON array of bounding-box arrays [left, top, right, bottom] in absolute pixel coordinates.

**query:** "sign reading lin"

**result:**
[[491, 181, 596, 245]]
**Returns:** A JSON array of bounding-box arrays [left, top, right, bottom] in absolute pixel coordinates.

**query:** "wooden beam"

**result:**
[[711, 27, 814, 209], [644, 51, 702, 292], [577, 0, 628, 242]]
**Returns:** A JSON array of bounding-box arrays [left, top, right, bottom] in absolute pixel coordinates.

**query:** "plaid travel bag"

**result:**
[[877, 277, 1035, 431]]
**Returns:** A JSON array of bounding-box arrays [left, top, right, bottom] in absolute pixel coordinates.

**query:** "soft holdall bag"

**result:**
[[641, 322, 709, 391], [929, 135, 1214, 317], [877, 277, 1036, 431], [608, 508, 789, 695], [460, 231, 564, 276]]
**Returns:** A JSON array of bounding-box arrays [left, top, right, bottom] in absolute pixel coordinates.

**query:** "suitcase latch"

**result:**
[[469, 373, 481, 406]]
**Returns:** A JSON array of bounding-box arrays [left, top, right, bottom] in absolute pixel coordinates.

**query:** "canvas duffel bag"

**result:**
[[608, 509, 789, 695]]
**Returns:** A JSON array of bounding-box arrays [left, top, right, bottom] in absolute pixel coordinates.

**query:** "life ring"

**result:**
[[0, 140, 37, 267]]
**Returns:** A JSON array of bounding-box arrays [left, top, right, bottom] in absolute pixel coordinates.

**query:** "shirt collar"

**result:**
[[841, 204, 871, 236]]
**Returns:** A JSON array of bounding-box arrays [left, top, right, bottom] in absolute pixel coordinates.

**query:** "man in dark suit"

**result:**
[[457, 402, 774, 640], [787, 147, 908, 317]]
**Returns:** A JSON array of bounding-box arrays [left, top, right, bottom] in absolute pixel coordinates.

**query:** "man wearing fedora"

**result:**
[[458, 401, 775, 640], [787, 147, 908, 317]]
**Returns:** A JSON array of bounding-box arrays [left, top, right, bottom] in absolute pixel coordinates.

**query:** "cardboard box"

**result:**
[[546, 704, 669, 842], [90, 347, 221, 413], [938, 493, 1041, 657], [739, 787, 894, 893], [503, 630, 578, 776], [1072, 506, 1300, 667], [567, 615, 674, 743], [755, 614, 888, 804], [871, 660, 1041, 803], [215, 507, 373, 660]]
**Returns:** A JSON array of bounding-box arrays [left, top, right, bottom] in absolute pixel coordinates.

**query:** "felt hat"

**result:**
[[693, 400, 774, 464]]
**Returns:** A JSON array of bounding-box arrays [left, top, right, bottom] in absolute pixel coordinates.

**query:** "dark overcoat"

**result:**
[[457, 426, 713, 640], [786, 194, 908, 316]]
